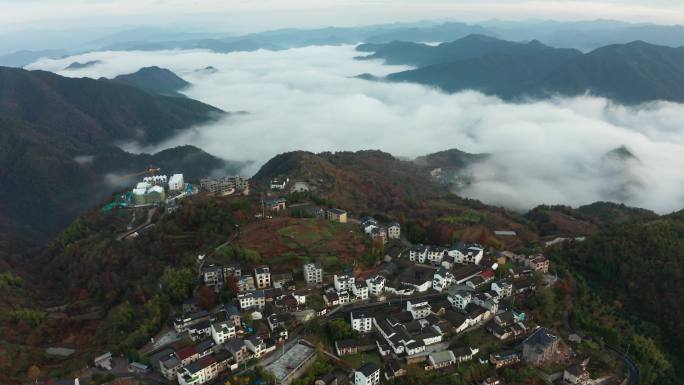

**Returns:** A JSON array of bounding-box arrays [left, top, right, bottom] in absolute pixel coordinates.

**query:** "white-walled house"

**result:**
[[491, 280, 513, 298], [406, 300, 432, 319], [354, 363, 381, 385], [303, 263, 323, 284], [448, 244, 484, 265], [387, 223, 401, 239], [432, 267, 455, 292], [367, 275, 386, 296], [334, 274, 355, 292], [448, 290, 472, 310], [352, 282, 369, 301], [238, 290, 265, 310], [350, 311, 373, 333], [409, 246, 428, 263], [211, 321, 236, 345], [169, 174, 184, 191]]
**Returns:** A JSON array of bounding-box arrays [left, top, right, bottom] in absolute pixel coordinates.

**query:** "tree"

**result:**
[[198, 285, 215, 310], [327, 319, 356, 340], [161, 267, 194, 303], [27, 365, 41, 381]]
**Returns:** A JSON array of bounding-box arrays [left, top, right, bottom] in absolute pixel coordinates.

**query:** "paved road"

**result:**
[[117, 208, 157, 240], [606, 345, 639, 385]]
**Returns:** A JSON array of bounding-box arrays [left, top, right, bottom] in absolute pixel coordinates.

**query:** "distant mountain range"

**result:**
[[109, 66, 190, 97], [0, 66, 238, 241], [360, 35, 684, 103]]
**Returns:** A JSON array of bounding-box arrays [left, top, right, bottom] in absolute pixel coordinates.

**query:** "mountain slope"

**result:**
[[535, 41, 684, 103], [358, 34, 581, 67], [0, 66, 221, 146], [0, 67, 236, 240], [110, 66, 190, 97], [372, 38, 684, 103]]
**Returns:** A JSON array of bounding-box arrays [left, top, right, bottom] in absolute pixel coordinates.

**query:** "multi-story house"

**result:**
[[326, 208, 348, 223], [387, 223, 401, 240], [350, 311, 373, 333], [491, 280, 513, 298], [238, 290, 266, 310], [174, 310, 211, 333], [354, 363, 381, 385], [225, 339, 249, 364], [237, 275, 256, 292], [432, 267, 454, 292], [352, 282, 369, 301], [522, 328, 560, 366], [367, 275, 386, 296], [254, 267, 271, 289], [447, 290, 472, 310], [409, 246, 428, 263], [245, 335, 275, 358], [334, 274, 355, 292], [427, 247, 446, 264], [211, 321, 236, 345], [448, 244, 484, 265], [303, 263, 323, 284], [406, 300, 432, 320], [526, 255, 549, 273]]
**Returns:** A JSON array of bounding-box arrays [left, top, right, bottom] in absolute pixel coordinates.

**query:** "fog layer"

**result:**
[[27, 45, 684, 213]]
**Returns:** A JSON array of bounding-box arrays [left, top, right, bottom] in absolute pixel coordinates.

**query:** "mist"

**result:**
[[27, 45, 684, 214]]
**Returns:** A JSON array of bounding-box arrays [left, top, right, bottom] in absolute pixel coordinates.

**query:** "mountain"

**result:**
[[0, 66, 221, 146], [369, 37, 684, 103], [379, 37, 581, 97], [110, 66, 190, 97], [0, 49, 70, 68], [64, 60, 101, 70], [358, 34, 582, 67], [0, 66, 235, 241], [533, 41, 684, 103]]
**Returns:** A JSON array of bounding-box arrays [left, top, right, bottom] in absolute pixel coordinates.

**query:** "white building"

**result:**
[[409, 246, 428, 264], [211, 321, 236, 345], [238, 290, 265, 310], [491, 280, 513, 298], [427, 247, 446, 264], [270, 178, 288, 190], [334, 274, 355, 292], [448, 290, 472, 310], [354, 363, 381, 385], [352, 282, 369, 301], [303, 263, 323, 284], [387, 223, 401, 239], [169, 174, 184, 191], [432, 267, 455, 292], [406, 300, 432, 320], [367, 275, 386, 296], [254, 267, 271, 289], [350, 311, 373, 333], [448, 244, 484, 265]]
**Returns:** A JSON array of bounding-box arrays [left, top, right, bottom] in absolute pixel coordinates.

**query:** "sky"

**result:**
[[2, 0, 684, 34], [26, 45, 684, 213]]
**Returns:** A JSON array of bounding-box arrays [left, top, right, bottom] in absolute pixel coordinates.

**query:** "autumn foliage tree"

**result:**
[[198, 285, 215, 310]]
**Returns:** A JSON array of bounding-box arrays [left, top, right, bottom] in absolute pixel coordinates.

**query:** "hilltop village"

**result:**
[[53, 173, 630, 385]]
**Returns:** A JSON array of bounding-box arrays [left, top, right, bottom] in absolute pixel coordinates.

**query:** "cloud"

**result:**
[[27, 45, 684, 214]]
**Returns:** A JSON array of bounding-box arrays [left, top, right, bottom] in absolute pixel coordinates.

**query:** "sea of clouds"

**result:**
[[27, 45, 684, 213]]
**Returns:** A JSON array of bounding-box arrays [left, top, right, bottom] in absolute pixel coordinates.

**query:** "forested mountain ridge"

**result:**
[[363, 37, 684, 103], [0, 66, 236, 241], [109, 66, 190, 97]]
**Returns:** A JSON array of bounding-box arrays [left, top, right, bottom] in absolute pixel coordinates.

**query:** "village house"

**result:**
[[447, 287, 473, 310], [270, 178, 288, 190], [326, 208, 348, 223], [490, 350, 521, 368], [522, 328, 560, 366], [448, 243, 484, 265], [426, 350, 457, 370], [174, 310, 211, 333], [238, 290, 266, 310], [265, 197, 287, 212], [272, 273, 295, 290], [385, 358, 406, 380], [526, 254, 550, 273], [432, 267, 455, 292], [188, 320, 212, 341], [335, 337, 376, 356], [254, 266, 271, 289], [159, 353, 182, 380], [367, 275, 386, 296], [334, 274, 355, 292], [452, 346, 480, 363], [409, 246, 428, 263], [563, 362, 591, 385], [303, 262, 323, 284], [452, 264, 483, 285], [387, 222, 401, 239], [237, 275, 256, 292], [350, 311, 373, 333], [406, 300, 432, 320], [354, 363, 381, 385], [225, 339, 249, 364], [211, 321, 237, 344], [491, 280, 513, 298]]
